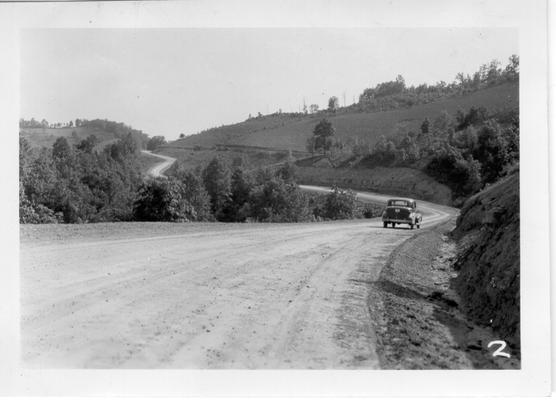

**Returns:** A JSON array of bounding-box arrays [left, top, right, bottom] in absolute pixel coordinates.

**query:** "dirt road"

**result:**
[[20, 190, 456, 368], [141, 150, 176, 178]]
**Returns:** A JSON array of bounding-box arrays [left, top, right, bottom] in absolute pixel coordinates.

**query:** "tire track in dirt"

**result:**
[[21, 190, 457, 368]]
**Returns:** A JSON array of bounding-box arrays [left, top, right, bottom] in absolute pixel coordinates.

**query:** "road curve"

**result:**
[[299, 185, 455, 228], [142, 150, 176, 178], [20, 188, 457, 369]]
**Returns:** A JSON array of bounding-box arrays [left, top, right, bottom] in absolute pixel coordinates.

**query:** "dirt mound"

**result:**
[[451, 168, 520, 351]]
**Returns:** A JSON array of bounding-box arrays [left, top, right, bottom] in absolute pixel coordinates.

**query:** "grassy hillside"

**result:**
[[168, 82, 518, 153], [20, 126, 120, 150], [296, 165, 453, 205]]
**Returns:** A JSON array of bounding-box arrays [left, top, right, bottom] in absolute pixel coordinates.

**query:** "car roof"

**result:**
[[388, 198, 415, 202]]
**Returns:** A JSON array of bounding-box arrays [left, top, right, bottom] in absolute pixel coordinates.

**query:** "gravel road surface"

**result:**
[[21, 187, 456, 368], [141, 150, 176, 178]]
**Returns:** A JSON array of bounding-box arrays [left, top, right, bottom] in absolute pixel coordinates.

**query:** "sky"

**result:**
[[20, 28, 518, 140]]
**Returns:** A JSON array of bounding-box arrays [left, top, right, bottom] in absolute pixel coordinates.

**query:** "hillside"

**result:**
[[451, 168, 520, 352], [20, 126, 120, 151], [20, 121, 161, 176], [167, 82, 518, 153]]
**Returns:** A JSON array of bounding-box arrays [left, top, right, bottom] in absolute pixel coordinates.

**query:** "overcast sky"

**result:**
[[20, 28, 517, 140]]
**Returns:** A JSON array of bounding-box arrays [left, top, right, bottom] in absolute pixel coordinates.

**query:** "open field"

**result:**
[[20, 188, 456, 368]]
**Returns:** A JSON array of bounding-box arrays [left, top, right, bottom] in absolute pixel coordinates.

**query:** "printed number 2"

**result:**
[[488, 340, 511, 358]]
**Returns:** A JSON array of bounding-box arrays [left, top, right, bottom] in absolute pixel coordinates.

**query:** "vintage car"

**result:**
[[382, 198, 422, 229]]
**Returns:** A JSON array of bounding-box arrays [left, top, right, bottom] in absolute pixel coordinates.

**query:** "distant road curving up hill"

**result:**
[[142, 150, 176, 178]]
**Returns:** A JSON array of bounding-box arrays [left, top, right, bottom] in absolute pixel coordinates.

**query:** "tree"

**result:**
[[312, 119, 335, 155], [76, 135, 98, 154], [309, 104, 319, 114], [277, 161, 297, 183], [486, 59, 502, 85], [420, 118, 430, 134], [179, 133, 186, 139], [245, 177, 310, 222], [432, 111, 454, 136], [425, 149, 482, 199], [202, 157, 231, 217], [472, 121, 509, 183], [134, 177, 194, 222], [52, 136, 74, 173], [322, 186, 357, 220], [306, 136, 316, 155], [504, 54, 519, 81], [176, 170, 212, 221], [455, 106, 488, 131], [147, 136, 167, 151], [328, 96, 339, 112], [107, 133, 138, 162], [219, 167, 253, 222]]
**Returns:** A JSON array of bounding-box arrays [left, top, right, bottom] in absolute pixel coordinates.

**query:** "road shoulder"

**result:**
[[366, 221, 520, 369]]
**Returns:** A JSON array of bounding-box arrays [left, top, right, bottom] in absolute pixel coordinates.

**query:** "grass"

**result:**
[[295, 165, 453, 205], [169, 82, 518, 153], [157, 147, 294, 171], [20, 126, 121, 150]]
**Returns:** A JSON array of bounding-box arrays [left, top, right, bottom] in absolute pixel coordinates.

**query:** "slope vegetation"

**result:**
[[20, 126, 120, 151], [169, 82, 518, 152]]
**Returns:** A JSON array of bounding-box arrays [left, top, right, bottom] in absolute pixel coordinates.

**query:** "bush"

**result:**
[[147, 136, 167, 151], [322, 186, 357, 220], [244, 177, 311, 222], [425, 148, 482, 199], [19, 186, 61, 223], [134, 177, 194, 222], [202, 157, 231, 216]]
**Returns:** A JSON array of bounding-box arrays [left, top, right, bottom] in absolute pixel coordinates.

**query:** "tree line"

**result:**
[[239, 55, 519, 123], [20, 131, 376, 223], [20, 133, 143, 223], [136, 158, 377, 223], [355, 55, 519, 113]]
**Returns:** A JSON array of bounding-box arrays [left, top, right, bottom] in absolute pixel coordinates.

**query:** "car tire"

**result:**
[[417, 224, 421, 229], [392, 223, 396, 228], [409, 223, 414, 229], [383, 221, 387, 228]]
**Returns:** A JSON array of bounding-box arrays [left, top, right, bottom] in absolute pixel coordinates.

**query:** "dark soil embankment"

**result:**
[[451, 169, 520, 352], [367, 221, 520, 369]]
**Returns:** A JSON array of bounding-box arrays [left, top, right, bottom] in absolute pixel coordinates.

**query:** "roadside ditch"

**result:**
[[366, 220, 520, 369]]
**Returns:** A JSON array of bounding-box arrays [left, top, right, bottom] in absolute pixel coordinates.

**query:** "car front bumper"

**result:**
[[382, 218, 415, 224]]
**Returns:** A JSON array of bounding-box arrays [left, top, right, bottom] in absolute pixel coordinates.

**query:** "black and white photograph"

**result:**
[[0, 0, 551, 397]]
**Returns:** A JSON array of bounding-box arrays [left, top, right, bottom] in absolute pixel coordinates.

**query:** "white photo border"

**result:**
[[0, 0, 550, 396]]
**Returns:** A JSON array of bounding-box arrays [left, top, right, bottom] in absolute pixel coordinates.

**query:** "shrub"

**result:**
[[175, 169, 213, 221], [244, 177, 311, 222], [322, 186, 357, 220], [425, 149, 482, 199], [202, 157, 231, 216], [134, 177, 194, 222]]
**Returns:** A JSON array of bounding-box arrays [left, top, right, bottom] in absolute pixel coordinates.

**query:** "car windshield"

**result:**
[[388, 200, 411, 207]]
